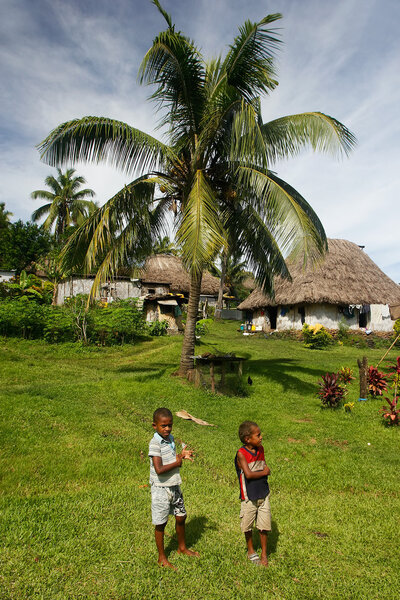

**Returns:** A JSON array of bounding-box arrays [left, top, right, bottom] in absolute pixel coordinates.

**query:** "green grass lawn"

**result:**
[[1, 322, 399, 599]]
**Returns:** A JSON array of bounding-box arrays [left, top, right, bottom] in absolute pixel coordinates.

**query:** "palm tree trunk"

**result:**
[[51, 281, 58, 306], [178, 269, 203, 376], [215, 250, 227, 320]]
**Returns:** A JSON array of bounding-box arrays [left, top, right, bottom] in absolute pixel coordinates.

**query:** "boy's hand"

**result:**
[[263, 465, 271, 476], [181, 447, 194, 461]]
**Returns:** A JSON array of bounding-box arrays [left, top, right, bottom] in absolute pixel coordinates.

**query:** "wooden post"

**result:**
[[221, 361, 226, 389], [210, 361, 215, 393], [357, 356, 368, 400], [194, 367, 201, 388], [238, 361, 243, 377]]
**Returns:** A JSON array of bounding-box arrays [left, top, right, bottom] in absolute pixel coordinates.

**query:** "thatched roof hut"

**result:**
[[140, 254, 222, 295], [238, 239, 400, 310]]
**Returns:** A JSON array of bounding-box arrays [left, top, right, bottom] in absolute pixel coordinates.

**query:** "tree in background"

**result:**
[[152, 235, 179, 255], [37, 2, 355, 375], [0, 220, 52, 273], [31, 168, 96, 240], [0, 203, 13, 230]]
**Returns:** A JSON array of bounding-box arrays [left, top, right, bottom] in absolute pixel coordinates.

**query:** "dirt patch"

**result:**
[[326, 438, 348, 448], [287, 437, 302, 443], [309, 438, 317, 444], [292, 417, 313, 423]]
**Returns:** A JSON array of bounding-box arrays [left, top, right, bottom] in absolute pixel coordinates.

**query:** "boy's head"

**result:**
[[238, 420, 262, 447], [153, 407, 173, 439]]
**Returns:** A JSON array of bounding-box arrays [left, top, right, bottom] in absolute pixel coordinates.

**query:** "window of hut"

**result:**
[[298, 306, 305, 325], [148, 288, 155, 294]]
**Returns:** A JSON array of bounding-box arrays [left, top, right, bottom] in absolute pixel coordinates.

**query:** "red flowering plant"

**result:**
[[380, 395, 400, 426], [338, 366, 355, 385], [318, 372, 347, 408], [367, 366, 388, 396]]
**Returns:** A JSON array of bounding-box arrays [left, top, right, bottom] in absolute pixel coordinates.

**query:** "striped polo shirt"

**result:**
[[148, 432, 182, 487], [235, 445, 269, 501]]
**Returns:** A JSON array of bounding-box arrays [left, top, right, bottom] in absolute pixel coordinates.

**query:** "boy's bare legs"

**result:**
[[259, 529, 269, 566], [244, 530, 256, 557], [245, 530, 268, 567], [155, 523, 177, 570], [175, 515, 200, 557]]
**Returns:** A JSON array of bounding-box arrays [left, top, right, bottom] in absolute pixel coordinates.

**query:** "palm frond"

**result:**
[[175, 170, 225, 274], [261, 112, 357, 162], [223, 14, 282, 102], [139, 29, 205, 145], [38, 117, 173, 175], [238, 165, 327, 266], [223, 202, 289, 295], [31, 203, 53, 221], [151, 0, 173, 29]]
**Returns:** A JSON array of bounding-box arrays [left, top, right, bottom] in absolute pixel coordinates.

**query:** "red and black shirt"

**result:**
[[235, 445, 269, 501]]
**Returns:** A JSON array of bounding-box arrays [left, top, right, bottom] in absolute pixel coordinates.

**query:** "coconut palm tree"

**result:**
[[0, 202, 13, 230], [31, 168, 96, 240], [37, 1, 355, 375]]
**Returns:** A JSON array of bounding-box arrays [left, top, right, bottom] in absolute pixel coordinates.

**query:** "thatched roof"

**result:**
[[140, 254, 223, 295], [238, 239, 400, 310]]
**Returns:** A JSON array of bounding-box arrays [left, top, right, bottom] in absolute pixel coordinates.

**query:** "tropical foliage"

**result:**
[[37, 1, 355, 373], [318, 372, 347, 407], [0, 220, 52, 273], [31, 168, 96, 240]]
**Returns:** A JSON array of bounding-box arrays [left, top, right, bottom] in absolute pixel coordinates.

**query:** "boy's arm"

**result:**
[[237, 452, 270, 480], [151, 448, 193, 475]]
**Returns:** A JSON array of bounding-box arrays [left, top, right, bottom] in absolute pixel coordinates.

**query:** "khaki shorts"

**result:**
[[240, 494, 271, 533]]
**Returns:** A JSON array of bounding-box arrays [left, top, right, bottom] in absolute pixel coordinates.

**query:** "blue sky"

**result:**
[[1, 0, 399, 281]]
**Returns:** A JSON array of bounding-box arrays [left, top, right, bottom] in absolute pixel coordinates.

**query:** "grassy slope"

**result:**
[[1, 323, 399, 599]]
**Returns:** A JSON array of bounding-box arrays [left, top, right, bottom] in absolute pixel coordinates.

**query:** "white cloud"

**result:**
[[1, 0, 399, 280]]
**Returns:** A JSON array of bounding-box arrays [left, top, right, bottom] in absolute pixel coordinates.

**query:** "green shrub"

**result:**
[[147, 320, 169, 336], [43, 308, 75, 343], [0, 297, 48, 338], [302, 323, 333, 349]]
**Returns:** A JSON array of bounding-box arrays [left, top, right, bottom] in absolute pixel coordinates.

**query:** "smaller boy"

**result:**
[[235, 421, 271, 567], [149, 407, 199, 569]]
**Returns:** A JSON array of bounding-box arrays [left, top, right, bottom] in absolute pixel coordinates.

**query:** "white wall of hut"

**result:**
[[251, 303, 395, 332], [56, 278, 141, 305]]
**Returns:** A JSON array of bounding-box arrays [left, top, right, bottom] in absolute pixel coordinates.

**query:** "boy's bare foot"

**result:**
[[260, 557, 269, 567], [158, 558, 177, 570], [177, 548, 200, 557]]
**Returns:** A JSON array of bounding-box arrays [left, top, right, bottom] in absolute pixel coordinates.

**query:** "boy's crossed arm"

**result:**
[[152, 448, 194, 475], [236, 452, 270, 480]]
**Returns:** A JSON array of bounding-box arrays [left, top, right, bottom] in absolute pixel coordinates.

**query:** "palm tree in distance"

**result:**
[[0, 202, 13, 229], [31, 168, 96, 240], [37, 1, 355, 375]]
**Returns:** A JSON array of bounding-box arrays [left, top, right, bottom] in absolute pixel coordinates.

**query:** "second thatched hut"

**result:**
[[238, 239, 400, 333]]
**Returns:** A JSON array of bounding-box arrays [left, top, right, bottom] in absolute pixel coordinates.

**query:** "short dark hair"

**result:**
[[238, 421, 258, 443], [153, 407, 173, 423]]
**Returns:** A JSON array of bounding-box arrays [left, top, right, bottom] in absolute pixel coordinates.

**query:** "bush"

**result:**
[[318, 372, 347, 407], [147, 320, 169, 336], [302, 323, 333, 349], [43, 308, 75, 343], [0, 297, 48, 338], [380, 396, 400, 426], [368, 366, 388, 396], [0, 296, 147, 345]]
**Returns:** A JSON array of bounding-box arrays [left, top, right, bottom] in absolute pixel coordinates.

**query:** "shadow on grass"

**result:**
[[165, 516, 216, 554], [252, 519, 279, 555], [246, 358, 322, 395]]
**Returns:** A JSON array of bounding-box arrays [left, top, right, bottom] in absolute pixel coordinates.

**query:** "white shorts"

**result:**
[[151, 485, 187, 525]]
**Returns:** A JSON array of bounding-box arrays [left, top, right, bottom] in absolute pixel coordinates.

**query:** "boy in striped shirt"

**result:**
[[235, 421, 271, 566], [149, 407, 199, 569]]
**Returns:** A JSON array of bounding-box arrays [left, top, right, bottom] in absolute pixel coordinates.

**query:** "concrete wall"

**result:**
[[250, 303, 396, 332], [56, 278, 141, 304], [0, 270, 16, 282]]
